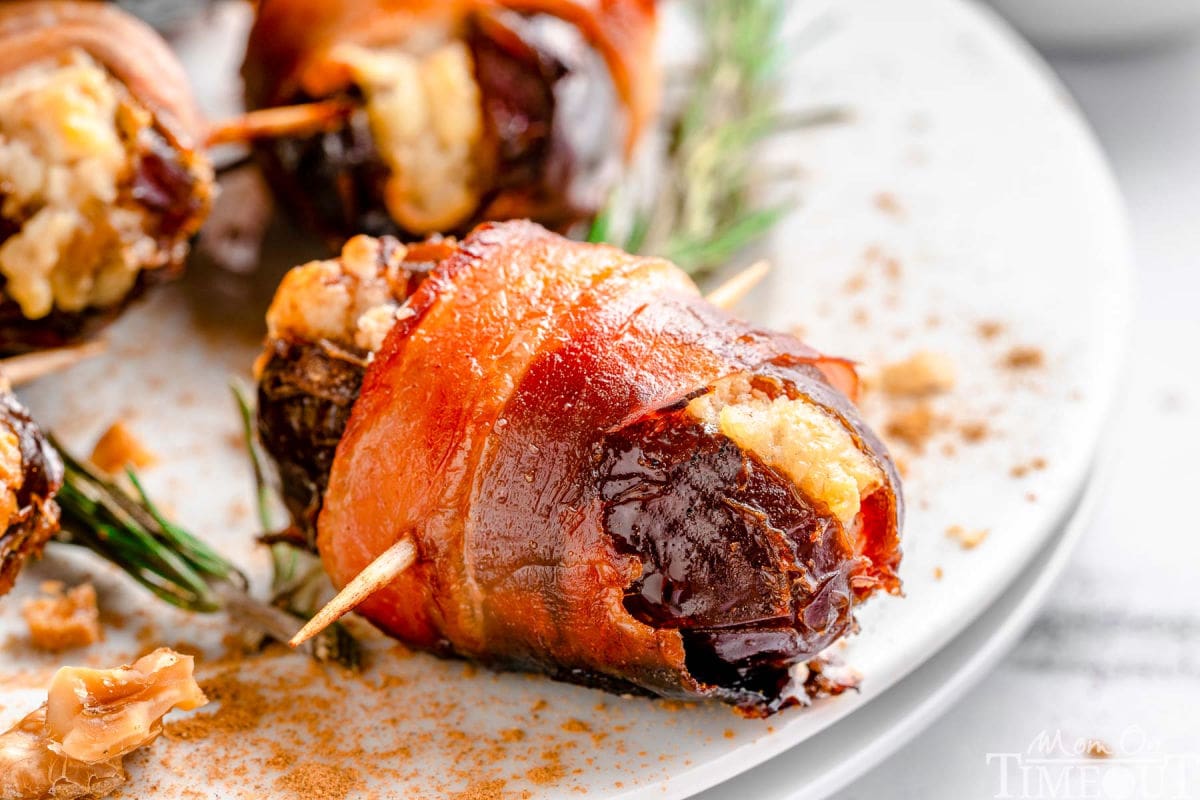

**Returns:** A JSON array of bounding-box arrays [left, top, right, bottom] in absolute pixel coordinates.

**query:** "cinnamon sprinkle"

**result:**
[[1003, 346, 1044, 369], [277, 763, 361, 800]]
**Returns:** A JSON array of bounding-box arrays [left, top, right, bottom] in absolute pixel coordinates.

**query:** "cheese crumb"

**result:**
[[945, 525, 988, 549], [22, 581, 103, 651], [90, 420, 157, 474]]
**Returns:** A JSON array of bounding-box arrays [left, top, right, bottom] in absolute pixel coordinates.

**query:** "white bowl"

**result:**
[[987, 0, 1200, 52]]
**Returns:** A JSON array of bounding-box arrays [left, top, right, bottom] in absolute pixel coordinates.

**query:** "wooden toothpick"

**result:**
[[289, 537, 417, 647], [206, 100, 355, 148], [0, 340, 106, 386], [704, 260, 770, 310]]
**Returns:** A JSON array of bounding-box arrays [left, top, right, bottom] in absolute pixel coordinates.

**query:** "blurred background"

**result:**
[[834, 3, 1200, 797]]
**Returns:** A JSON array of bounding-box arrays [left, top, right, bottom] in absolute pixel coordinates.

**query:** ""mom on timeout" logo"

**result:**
[[986, 727, 1197, 799]]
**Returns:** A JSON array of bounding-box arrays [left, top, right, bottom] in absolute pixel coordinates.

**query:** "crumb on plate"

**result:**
[[90, 420, 157, 474], [945, 525, 988, 549], [22, 581, 103, 651]]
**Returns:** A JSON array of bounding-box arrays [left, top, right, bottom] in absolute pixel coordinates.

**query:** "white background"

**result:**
[[834, 29, 1200, 800]]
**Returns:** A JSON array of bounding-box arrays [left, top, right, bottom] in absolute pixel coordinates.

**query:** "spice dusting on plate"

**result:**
[[277, 762, 361, 800], [1002, 346, 1045, 370], [976, 320, 1005, 340], [22, 581, 103, 651], [880, 350, 956, 397], [885, 403, 938, 450]]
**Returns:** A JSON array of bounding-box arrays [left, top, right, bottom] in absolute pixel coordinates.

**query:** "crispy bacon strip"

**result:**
[[291, 222, 902, 715]]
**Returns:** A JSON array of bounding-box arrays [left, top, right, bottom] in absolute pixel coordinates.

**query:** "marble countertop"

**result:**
[[834, 29, 1200, 800]]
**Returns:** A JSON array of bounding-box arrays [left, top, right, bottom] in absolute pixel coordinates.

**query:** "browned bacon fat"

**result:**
[[242, 0, 657, 245], [0, 1, 214, 353], [0, 388, 63, 597], [257, 222, 902, 715]]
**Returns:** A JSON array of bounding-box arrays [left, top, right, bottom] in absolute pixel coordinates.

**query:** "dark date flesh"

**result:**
[[257, 238, 443, 546], [0, 126, 202, 354], [0, 391, 63, 597], [254, 9, 623, 246], [597, 397, 857, 711], [257, 339, 366, 548]]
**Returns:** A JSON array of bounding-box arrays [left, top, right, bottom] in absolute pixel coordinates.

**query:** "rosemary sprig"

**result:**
[[52, 439, 240, 612], [49, 421, 360, 669], [592, 0, 842, 278]]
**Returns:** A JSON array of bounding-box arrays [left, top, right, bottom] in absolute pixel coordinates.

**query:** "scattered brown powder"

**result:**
[[560, 719, 591, 733], [165, 671, 269, 739], [453, 779, 509, 800], [89, 420, 157, 474], [873, 192, 905, 218], [1003, 346, 1044, 369], [277, 763, 360, 800], [933, 567, 944, 580], [880, 350, 956, 397], [885, 403, 937, 450], [976, 321, 1005, 340], [946, 525, 989, 550], [499, 728, 526, 743], [1086, 740, 1113, 759], [723, 729, 736, 739], [22, 581, 103, 651], [526, 749, 566, 785], [1010, 458, 1047, 478], [959, 421, 989, 443]]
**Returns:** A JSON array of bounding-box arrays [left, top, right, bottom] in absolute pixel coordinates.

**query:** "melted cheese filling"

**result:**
[[0, 51, 164, 319], [688, 376, 884, 527], [332, 42, 483, 234], [263, 235, 412, 355]]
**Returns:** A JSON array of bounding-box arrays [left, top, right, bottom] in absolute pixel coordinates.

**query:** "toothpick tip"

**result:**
[[704, 260, 771, 310], [288, 537, 417, 647]]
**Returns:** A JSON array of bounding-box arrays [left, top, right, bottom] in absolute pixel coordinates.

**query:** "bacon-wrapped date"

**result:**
[[0, 389, 63, 597], [242, 0, 657, 245], [257, 222, 902, 715], [0, 1, 214, 353]]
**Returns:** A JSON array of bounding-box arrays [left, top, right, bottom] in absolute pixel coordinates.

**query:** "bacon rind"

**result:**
[[318, 222, 902, 713]]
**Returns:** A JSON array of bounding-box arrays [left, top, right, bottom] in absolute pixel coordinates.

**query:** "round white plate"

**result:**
[[0, 0, 1131, 798], [695, 453, 1108, 800]]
